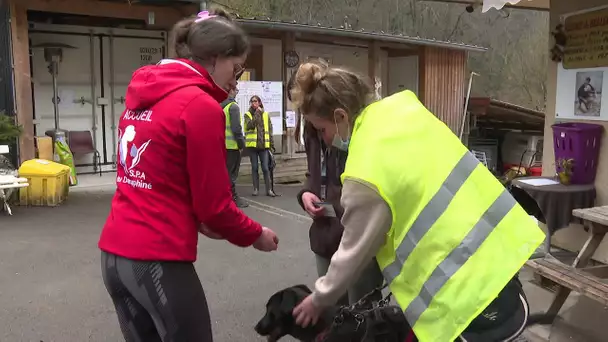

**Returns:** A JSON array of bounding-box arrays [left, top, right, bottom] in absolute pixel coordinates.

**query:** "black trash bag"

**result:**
[[460, 276, 529, 342]]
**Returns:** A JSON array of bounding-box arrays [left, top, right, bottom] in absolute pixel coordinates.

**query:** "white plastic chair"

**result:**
[[471, 150, 489, 168]]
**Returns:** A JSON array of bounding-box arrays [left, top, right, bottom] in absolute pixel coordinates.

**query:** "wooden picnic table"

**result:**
[[526, 206, 608, 323]]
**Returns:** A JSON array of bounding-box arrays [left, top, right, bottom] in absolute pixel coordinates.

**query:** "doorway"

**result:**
[[388, 55, 419, 96], [29, 23, 166, 173]]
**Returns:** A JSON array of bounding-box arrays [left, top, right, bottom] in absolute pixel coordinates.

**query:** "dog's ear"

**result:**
[[279, 289, 301, 315], [293, 284, 312, 294], [267, 290, 284, 306]]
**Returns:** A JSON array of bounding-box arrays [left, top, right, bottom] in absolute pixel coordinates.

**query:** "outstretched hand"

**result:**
[[293, 295, 322, 328], [253, 227, 279, 251]]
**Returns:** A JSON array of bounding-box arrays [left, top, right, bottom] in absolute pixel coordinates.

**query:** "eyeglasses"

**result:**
[[234, 64, 245, 81]]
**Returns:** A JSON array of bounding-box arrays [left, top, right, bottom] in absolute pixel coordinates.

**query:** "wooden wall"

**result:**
[[419, 47, 467, 134], [9, 2, 35, 161]]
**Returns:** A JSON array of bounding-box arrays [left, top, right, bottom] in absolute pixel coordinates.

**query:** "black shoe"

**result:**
[[235, 196, 249, 208]]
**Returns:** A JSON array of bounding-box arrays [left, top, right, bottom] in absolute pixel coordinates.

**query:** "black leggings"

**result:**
[[101, 251, 213, 342]]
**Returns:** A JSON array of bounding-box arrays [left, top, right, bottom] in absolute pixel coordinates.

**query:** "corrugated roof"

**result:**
[[235, 16, 487, 52]]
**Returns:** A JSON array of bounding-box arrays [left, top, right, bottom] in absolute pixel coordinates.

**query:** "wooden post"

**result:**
[[417, 47, 426, 104], [282, 32, 296, 158], [368, 41, 381, 87], [8, 1, 35, 162], [418, 46, 467, 134]]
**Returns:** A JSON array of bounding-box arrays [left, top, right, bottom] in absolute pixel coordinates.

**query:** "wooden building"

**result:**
[[1, 0, 485, 174]]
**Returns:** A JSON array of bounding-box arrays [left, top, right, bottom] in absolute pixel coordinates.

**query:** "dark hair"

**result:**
[[249, 95, 263, 110], [170, 7, 250, 63], [290, 62, 374, 123]]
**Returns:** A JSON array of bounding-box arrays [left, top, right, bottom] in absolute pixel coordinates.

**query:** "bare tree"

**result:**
[[218, 0, 549, 109]]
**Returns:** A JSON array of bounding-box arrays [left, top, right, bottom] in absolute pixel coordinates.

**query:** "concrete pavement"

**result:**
[[2, 177, 608, 341], [0, 186, 315, 342]]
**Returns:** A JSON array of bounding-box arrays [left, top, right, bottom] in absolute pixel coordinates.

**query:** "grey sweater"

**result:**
[[220, 98, 245, 150]]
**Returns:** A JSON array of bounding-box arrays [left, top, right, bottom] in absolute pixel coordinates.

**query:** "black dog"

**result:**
[[255, 285, 336, 342], [257, 279, 533, 342]]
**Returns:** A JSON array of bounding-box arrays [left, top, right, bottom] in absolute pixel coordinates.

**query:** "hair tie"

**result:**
[[195, 11, 217, 23]]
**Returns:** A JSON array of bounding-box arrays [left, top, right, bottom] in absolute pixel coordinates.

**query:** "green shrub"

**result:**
[[0, 111, 22, 143]]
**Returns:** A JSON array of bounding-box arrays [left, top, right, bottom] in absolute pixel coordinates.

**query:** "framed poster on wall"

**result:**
[[556, 63, 608, 121]]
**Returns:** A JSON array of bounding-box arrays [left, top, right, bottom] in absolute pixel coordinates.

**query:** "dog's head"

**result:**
[[255, 284, 323, 342]]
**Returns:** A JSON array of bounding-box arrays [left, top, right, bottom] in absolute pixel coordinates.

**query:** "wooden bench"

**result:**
[[526, 206, 608, 323]]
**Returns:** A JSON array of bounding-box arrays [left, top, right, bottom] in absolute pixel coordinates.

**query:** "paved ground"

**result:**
[[3, 176, 608, 341], [0, 185, 316, 342]]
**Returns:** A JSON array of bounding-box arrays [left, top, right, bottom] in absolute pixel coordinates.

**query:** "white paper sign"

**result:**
[[285, 111, 297, 128], [58, 89, 76, 110], [519, 178, 560, 186], [236, 81, 284, 134]]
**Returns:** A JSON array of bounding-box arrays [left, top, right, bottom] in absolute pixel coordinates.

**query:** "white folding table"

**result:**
[[0, 145, 29, 216]]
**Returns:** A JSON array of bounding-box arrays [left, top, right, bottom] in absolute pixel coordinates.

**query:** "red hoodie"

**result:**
[[99, 59, 263, 262]]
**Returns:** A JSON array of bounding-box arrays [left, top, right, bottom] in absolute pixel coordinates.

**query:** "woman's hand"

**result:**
[[199, 225, 223, 240], [293, 295, 322, 328], [253, 227, 279, 251], [301, 192, 324, 217]]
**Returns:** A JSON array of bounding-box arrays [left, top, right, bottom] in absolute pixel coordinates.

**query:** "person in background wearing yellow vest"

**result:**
[[244, 95, 277, 197], [221, 86, 248, 208], [290, 62, 545, 342]]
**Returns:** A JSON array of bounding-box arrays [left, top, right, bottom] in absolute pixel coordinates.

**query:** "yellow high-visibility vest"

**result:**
[[223, 102, 239, 150], [341, 90, 545, 342], [244, 111, 270, 149]]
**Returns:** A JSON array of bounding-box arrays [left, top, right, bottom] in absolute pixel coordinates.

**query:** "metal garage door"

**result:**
[[30, 24, 165, 173]]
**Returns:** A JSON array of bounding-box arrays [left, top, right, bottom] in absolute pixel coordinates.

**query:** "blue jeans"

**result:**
[[248, 148, 270, 191]]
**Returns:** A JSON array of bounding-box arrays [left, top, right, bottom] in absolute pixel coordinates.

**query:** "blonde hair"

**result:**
[[289, 62, 375, 122]]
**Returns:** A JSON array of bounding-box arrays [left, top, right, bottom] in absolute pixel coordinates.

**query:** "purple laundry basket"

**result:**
[[552, 122, 604, 184]]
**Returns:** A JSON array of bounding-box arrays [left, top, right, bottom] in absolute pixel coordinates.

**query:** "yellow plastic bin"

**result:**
[[18, 159, 70, 207]]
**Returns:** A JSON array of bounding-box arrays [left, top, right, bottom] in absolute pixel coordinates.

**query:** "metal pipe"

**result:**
[[51, 61, 60, 130], [459, 71, 479, 141], [89, 31, 99, 169], [109, 32, 118, 167], [199, 0, 207, 11]]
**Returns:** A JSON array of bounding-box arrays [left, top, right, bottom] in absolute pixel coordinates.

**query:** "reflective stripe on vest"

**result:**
[[223, 102, 239, 150], [244, 111, 271, 149], [384, 152, 517, 323], [341, 90, 545, 342]]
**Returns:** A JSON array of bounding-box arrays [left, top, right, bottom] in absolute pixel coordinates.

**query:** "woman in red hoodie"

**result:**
[[98, 8, 278, 342]]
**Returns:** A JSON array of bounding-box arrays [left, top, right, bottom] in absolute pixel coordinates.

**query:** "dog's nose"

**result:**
[[254, 321, 269, 335]]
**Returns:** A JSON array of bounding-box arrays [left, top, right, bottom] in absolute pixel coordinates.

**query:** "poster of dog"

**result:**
[[574, 71, 603, 117]]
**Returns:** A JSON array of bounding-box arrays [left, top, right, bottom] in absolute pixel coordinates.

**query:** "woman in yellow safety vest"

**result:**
[[290, 62, 545, 342], [244, 95, 277, 197]]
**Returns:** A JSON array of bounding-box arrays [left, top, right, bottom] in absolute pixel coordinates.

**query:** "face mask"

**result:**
[[332, 118, 350, 151]]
